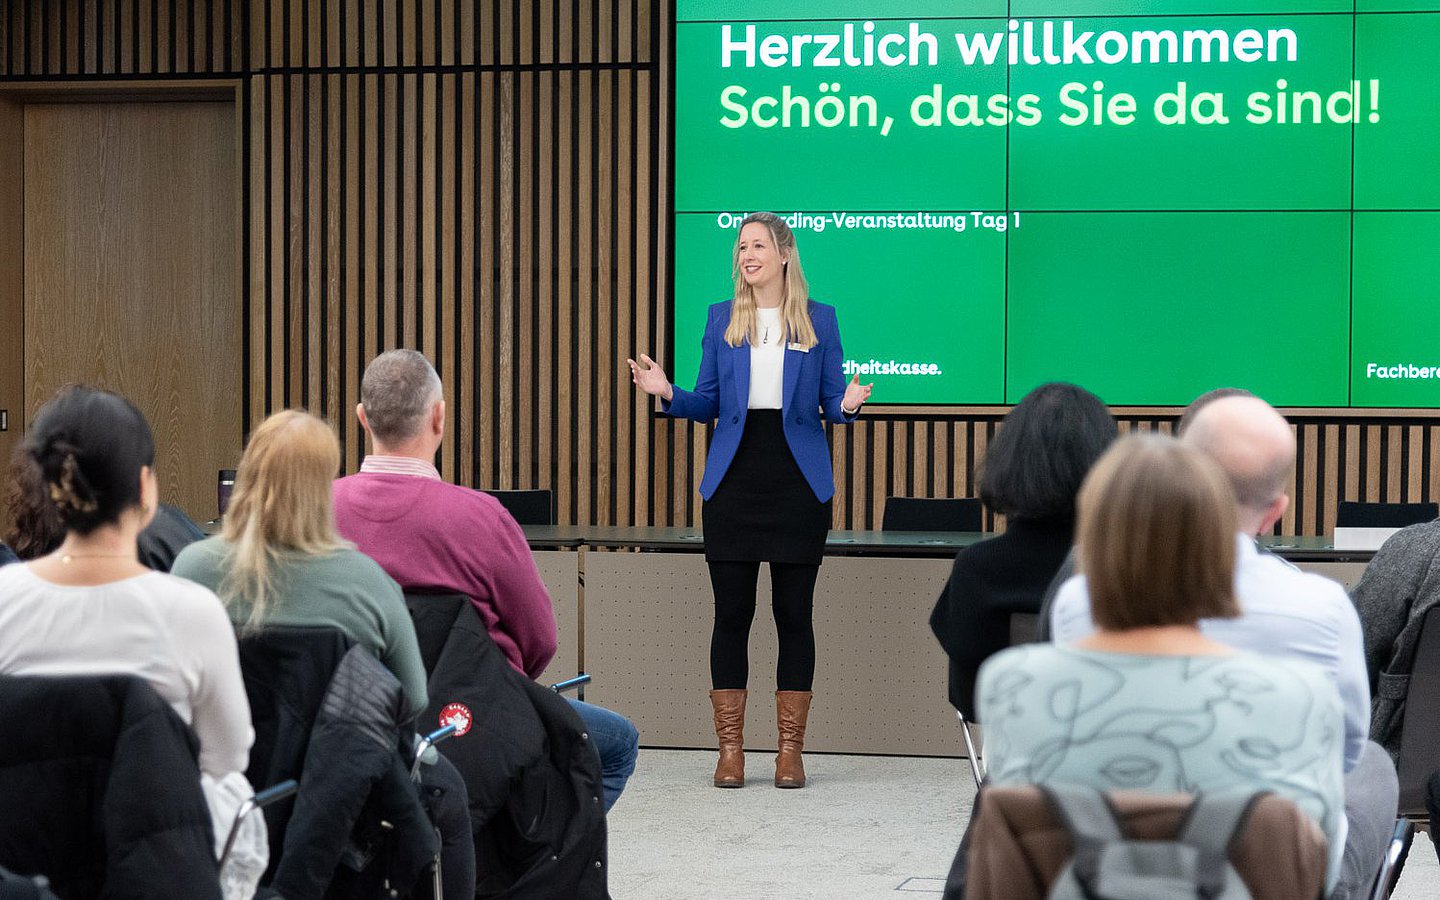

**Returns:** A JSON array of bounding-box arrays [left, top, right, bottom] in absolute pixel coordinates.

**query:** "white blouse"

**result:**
[[0, 564, 254, 777], [748, 307, 785, 409]]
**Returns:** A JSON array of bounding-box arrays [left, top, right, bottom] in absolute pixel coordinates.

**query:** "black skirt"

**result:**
[[702, 409, 831, 565]]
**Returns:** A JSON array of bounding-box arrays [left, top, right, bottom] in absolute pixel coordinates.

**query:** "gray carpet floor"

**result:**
[[606, 749, 1440, 900]]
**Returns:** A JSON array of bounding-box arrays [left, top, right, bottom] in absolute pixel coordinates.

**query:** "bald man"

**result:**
[[1048, 394, 1395, 900]]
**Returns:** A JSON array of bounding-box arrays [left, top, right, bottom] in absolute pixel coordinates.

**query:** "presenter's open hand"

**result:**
[[843, 374, 873, 414], [627, 354, 674, 402]]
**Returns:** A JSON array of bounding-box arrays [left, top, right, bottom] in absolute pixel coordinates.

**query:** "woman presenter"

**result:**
[[628, 211, 872, 789]]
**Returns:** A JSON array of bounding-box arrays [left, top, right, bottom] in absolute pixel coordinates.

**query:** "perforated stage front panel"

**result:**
[[1294, 561, 1368, 592], [532, 550, 581, 686], [583, 551, 962, 757]]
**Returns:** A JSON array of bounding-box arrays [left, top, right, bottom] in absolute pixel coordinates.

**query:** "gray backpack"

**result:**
[[1044, 785, 1264, 900]]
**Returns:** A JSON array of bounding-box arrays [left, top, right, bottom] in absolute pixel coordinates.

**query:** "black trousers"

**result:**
[[707, 560, 820, 692]]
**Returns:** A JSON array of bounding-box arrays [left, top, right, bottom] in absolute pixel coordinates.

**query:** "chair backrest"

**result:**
[[0, 674, 221, 900], [402, 593, 610, 897], [402, 591, 472, 677], [1336, 501, 1439, 529], [483, 489, 555, 526], [1397, 605, 1440, 815], [237, 627, 435, 896], [964, 785, 1327, 900], [236, 626, 354, 878], [882, 496, 983, 532], [137, 503, 205, 572]]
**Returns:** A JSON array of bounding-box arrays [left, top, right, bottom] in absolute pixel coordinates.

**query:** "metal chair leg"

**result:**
[[1369, 817, 1414, 900], [957, 711, 983, 790], [413, 723, 461, 899], [218, 779, 298, 870], [431, 825, 444, 899]]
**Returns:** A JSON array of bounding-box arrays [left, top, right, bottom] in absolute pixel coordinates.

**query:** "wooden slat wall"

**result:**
[[3, 1, 1438, 535]]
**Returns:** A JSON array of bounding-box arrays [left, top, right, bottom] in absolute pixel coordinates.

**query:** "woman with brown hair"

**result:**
[[975, 434, 1347, 893]]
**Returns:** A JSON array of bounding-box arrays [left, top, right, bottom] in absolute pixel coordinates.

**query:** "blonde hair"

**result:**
[[220, 410, 347, 630], [723, 212, 818, 350], [1077, 434, 1240, 631]]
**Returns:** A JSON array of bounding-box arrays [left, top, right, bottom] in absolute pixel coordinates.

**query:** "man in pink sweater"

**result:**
[[333, 349, 637, 810]]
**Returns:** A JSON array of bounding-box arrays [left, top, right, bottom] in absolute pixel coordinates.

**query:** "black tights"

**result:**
[[708, 560, 819, 692]]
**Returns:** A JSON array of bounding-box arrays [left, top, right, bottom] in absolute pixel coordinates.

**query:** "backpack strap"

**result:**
[[1177, 789, 1266, 851], [1176, 789, 1268, 899], [1043, 784, 1139, 898], [1042, 782, 1128, 889], [1042, 784, 1127, 844]]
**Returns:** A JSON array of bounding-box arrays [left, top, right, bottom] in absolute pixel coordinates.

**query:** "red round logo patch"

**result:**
[[439, 702, 473, 737]]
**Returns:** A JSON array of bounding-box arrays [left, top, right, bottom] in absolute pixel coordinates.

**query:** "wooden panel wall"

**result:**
[[3, 1, 1437, 535]]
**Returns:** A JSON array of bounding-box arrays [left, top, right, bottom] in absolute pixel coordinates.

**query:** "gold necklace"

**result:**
[[60, 553, 134, 564]]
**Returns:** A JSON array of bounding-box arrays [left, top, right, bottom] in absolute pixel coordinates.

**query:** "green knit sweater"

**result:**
[[173, 536, 427, 717]]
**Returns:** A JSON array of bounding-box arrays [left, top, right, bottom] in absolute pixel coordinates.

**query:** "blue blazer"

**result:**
[[665, 300, 856, 502]]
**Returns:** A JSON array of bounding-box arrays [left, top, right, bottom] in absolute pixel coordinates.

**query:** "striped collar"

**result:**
[[359, 455, 441, 481]]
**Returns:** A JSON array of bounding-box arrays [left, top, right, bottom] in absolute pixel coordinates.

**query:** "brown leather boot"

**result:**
[[774, 690, 813, 788], [710, 689, 747, 788]]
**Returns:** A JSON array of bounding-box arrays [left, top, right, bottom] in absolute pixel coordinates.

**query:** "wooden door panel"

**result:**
[[23, 101, 240, 523]]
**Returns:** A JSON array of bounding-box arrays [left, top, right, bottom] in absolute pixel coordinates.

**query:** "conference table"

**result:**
[[524, 527, 1373, 758]]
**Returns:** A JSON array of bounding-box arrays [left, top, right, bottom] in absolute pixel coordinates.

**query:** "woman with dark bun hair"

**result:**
[[0, 387, 253, 778]]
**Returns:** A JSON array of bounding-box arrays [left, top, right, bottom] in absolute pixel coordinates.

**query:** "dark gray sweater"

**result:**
[[1349, 519, 1440, 757]]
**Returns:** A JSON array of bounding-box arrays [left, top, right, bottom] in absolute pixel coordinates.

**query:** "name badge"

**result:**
[[787, 342, 810, 353]]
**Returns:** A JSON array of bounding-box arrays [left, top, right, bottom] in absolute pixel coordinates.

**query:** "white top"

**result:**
[[1050, 532, 1370, 774], [748, 307, 785, 409], [0, 564, 254, 777]]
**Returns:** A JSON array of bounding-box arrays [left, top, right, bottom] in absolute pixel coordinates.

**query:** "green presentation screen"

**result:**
[[671, 0, 1440, 407]]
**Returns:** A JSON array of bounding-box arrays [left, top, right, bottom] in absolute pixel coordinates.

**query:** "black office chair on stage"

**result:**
[[1337, 501, 1439, 529], [482, 489, 555, 526], [882, 496, 984, 533]]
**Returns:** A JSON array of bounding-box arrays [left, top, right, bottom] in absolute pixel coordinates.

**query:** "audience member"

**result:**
[[1033, 385, 1258, 639], [1174, 385, 1256, 435], [981, 434, 1346, 892], [172, 410, 427, 715], [1048, 395, 1396, 900], [1348, 517, 1440, 758], [332, 349, 638, 811], [928, 382, 1115, 718], [0, 386, 253, 777], [4, 444, 201, 571], [2, 448, 65, 560], [0, 387, 264, 895], [173, 410, 472, 896]]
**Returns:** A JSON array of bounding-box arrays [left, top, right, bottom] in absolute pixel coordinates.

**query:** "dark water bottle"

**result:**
[[218, 469, 237, 518]]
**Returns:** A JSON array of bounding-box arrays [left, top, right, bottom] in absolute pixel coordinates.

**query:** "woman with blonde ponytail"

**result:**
[[629, 211, 873, 789], [173, 410, 427, 717]]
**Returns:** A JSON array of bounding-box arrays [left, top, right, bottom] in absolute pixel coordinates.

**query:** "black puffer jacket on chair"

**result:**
[[0, 674, 222, 900]]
